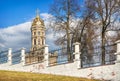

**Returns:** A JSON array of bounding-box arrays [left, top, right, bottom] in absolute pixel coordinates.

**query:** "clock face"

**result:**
[[36, 21, 41, 25]]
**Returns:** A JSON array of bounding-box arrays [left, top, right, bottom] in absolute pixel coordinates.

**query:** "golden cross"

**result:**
[[36, 8, 40, 17]]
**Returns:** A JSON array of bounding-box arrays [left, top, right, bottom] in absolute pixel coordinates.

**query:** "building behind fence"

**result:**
[[0, 40, 120, 81]]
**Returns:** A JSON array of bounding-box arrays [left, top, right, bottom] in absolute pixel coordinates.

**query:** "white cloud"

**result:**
[[40, 13, 53, 20], [0, 13, 58, 51], [0, 22, 31, 50]]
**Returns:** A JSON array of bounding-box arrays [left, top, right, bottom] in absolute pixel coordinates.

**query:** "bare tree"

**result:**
[[49, 0, 80, 60], [85, 0, 120, 64]]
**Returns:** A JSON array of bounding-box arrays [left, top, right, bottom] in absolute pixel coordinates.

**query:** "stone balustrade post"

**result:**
[[114, 40, 120, 81], [73, 42, 81, 69], [21, 48, 25, 66], [8, 48, 12, 65], [115, 40, 120, 63], [44, 45, 49, 67]]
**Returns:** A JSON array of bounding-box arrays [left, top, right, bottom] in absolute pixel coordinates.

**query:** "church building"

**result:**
[[31, 9, 46, 51], [25, 9, 46, 64]]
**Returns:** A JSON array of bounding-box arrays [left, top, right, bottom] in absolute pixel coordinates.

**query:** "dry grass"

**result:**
[[0, 70, 100, 81]]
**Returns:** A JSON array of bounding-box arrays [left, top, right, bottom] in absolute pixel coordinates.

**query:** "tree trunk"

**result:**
[[66, 0, 72, 61], [101, 31, 106, 65], [66, 23, 71, 61], [67, 33, 71, 61]]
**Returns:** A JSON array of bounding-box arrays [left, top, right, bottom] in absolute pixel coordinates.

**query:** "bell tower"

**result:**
[[31, 9, 46, 51]]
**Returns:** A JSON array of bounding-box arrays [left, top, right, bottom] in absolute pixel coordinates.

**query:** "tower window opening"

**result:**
[[38, 31, 40, 35], [42, 39, 44, 45], [42, 32, 44, 35], [34, 39, 36, 45]]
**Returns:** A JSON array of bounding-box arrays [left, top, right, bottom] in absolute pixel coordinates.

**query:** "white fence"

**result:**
[[0, 40, 120, 81]]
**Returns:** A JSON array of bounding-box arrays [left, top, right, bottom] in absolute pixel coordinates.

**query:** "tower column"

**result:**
[[40, 37, 42, 45], [44, 38, 45, 45]]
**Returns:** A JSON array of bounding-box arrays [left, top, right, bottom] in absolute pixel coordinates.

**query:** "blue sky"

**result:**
[[0, 0, 53, 28], [0, 0, 84, 50], [0, 0, 57, 50]]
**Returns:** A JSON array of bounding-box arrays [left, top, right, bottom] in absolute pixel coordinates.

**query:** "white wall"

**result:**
[[0, 41, 120, 81], [0, 62, 120, 81]]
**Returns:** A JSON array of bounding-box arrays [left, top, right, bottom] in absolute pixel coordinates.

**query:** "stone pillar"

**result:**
[[8, 48, 12, 65], [114, 40, 120, 81], [73, 42, 81, 69], [21, 48, 25, 66], [44, 45, 49, 67], [115, 40, 120, 63]]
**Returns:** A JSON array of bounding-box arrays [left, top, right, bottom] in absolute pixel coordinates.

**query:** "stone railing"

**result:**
[[1, 40, 120, 68]]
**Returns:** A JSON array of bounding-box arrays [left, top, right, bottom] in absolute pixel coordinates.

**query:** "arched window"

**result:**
[[34, 39, 36, 45], [38, 31, 40, 35], [42, 32, 44, 35], [42, 39, 44, 45], [34, 32, 36, 35]]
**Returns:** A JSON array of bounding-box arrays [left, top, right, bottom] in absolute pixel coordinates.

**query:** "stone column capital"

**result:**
[[115, 40, 120, 44], [73, 42, 80, 46], [21, 47, 25, 50]]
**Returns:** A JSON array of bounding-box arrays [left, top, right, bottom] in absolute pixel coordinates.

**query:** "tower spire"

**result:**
[[36, 8, 40, 18]]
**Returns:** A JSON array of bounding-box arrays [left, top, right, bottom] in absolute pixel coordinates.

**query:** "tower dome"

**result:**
[[32, 15, 44, 26]]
